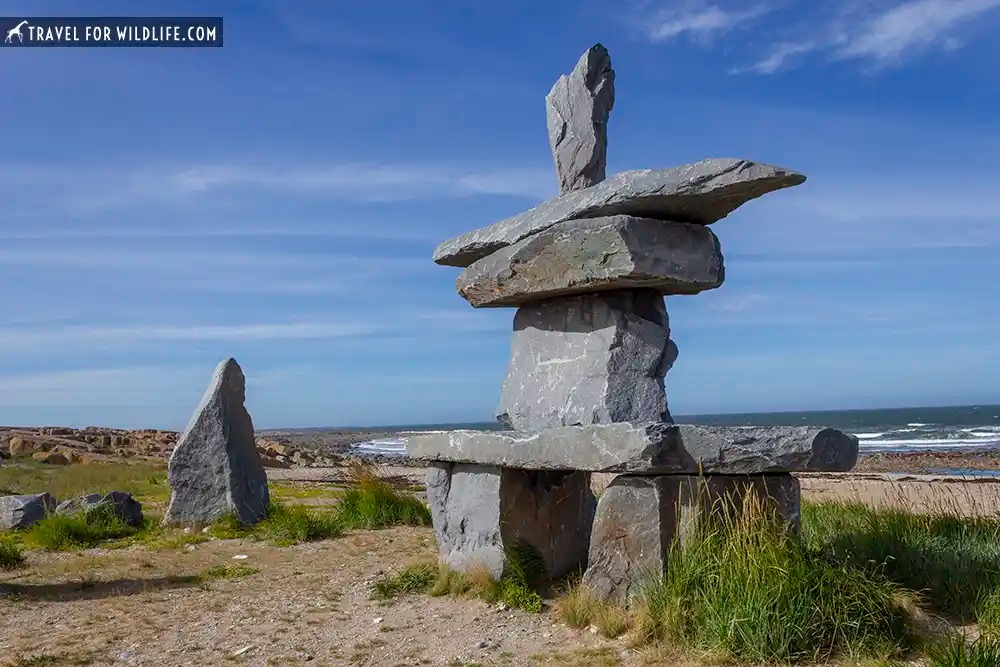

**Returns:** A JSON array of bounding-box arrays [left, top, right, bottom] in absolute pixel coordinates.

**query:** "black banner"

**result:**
[[1, 17, 223, 48]]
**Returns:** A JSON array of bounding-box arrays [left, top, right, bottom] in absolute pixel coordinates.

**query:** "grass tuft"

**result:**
[[25, 505, 138, 551], [257, 503, 343, 546], [335, 460, 431, 529], [0, 535, 26, 570], [371, 562, 438, 600], [555, 582, 630, 638], [927, 634, 1000, 667], [632, 490, 915, 664], [978, 588, 1000, 641]]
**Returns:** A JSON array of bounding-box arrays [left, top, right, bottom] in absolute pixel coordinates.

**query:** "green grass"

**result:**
[[375, 542, 545, 613], [630, 493, 916, 664], [977, 588, 1000, 641], [335, 461, 431, 529], [371, 562, 438, 600], [0, 535, 26, 570], [0, 460, 167, 505], [927, 634, 1000, 667], [803, 500, 1000, 621], [23, 504, 139, 551], [257, 503, 344, 546]]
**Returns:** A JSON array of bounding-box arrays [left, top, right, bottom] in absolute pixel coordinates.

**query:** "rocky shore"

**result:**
[[4, 424, 1000, 475]]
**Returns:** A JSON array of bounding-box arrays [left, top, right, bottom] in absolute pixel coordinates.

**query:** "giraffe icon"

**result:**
[[5, 20, 29, 44]]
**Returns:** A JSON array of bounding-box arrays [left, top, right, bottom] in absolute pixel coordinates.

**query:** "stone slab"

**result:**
[[546, 43, 614, 194], [406, 423, 859, 474], [56, 491, 144, 527], [433, 158, 805, 267], [496, 290, 674, 432], [456, 216, 724, 307], [426, 463, 595, 579], [164, 358, 270, 526], [0, 493, 57, 530], [582, 474, 800, 603]]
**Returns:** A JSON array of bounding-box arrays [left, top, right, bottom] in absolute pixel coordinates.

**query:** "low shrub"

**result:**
[[0, 535, 26, 570], [371, 562, 438, 600], [258, 504, 343, 546]]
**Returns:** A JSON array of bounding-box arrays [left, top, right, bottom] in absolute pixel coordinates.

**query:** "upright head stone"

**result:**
[[164, 357, 270, 527], [546, 43, 615, 194]]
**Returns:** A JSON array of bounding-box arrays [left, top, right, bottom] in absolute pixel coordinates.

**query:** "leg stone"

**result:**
[[426, 463, 596, 580], [582, 473, 800, 603]]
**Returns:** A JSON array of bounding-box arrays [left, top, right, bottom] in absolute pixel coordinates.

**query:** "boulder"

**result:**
[[164, 358, 270, 526], [545, 43, 614, 194], [497, 290, 675, 432], [427, 463, 595, 580], [0, 493, 57, 530], [456, 216, 724, 307], [56, 491, 144, 527], [433, 158, 806, 267], [32, 451, 69, 465], [582, 474, 800, 603], [406, 423, 859, 474]]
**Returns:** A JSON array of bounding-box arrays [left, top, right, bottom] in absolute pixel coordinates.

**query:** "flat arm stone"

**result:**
[[405, 423, 859, 474], [433, 158, 805, 267]]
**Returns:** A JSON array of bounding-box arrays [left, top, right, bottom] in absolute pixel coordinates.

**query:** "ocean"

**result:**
[[350, 405, 1000, 456]]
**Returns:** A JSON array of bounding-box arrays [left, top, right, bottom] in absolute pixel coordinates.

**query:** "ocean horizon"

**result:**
[[318, 404, 1000, 456]]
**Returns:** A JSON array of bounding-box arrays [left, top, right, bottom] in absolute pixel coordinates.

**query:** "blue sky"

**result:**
[[1, 0, 998, 429]]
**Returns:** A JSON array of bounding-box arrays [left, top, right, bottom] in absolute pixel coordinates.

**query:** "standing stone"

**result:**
[[497, 289, 676, 432], [0, 493, 57, 530], [427, 463, 595, 580], [546, 43, 615, 194], [582, 474, 800, 603], [164, 358, 270, 526]]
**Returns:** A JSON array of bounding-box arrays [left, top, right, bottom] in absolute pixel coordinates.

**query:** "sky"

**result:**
[[0, 0, 998, 429]]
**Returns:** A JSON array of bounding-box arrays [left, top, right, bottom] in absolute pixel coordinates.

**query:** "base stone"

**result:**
[[582, 474, 800, 603], [426, 463, 596, 580]]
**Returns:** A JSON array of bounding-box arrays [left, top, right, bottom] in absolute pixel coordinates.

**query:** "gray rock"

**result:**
[[456, 216, 724, 307], [496, 290, 674, 432], [56, 491, 143, 527], [582, 474, 800, 603], [433, 158, 806, 267], [0, 493, 57, 529], [406, 423, 859, 474], [164, 358, 270, 526], [546, 43, 614, 194], [427, 463, 595, 580]]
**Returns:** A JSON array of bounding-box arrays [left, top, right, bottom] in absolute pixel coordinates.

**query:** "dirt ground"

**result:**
[[6, 465, 1000, 666], [0, 527, 630, 667]]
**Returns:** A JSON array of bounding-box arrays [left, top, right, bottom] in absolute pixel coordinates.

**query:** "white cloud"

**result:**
[[0, 160, 554, 215], [835, 0, 1000, 63], [0, 365, 205, 407], [642, 2, 775, 42], [740, 0, 1000, 74]]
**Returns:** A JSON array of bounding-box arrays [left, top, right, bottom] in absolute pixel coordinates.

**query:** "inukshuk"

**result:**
[[407, 44, 859, 602]]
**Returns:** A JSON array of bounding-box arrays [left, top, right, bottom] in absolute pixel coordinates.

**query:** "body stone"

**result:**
[[497, 289, 675, 432]]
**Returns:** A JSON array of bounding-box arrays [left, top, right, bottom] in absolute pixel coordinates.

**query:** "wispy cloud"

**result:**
[[0, 160, 553, 215], [639, 1, 776, 42], [740, 0, 1000, 74]]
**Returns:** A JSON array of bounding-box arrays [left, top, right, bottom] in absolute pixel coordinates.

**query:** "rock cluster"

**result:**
[[409, 44, 858, 600], [0, 491, 143, 530]]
